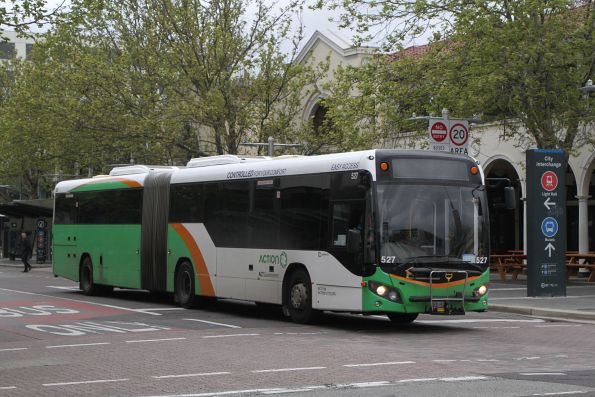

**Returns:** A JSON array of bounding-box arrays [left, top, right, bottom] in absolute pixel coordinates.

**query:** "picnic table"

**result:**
[[490, 253, 526, 281], [565, 252, 595, 282], [490, 251, 595, 282]]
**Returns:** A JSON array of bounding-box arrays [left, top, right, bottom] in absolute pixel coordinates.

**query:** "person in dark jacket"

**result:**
[[20, 232, 31, 272]]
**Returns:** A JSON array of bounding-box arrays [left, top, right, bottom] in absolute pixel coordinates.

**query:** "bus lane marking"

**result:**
[[184, 318, 242, 328], [0, 287, 163, 316], [43, 378, 130, 387], [251, 366, 326, 373], [153, 372, 231, 379], [343, 361, 415, 367]]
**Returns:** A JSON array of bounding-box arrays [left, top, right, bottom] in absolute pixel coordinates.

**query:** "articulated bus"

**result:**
[[53, 150, 491, 324]]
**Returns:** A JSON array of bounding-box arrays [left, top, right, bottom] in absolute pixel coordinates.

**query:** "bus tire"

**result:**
[[175, 261, 196, 309], [387, 313, 418, 324], [285, 269, 319, 324], [79, 257, 98, 296]]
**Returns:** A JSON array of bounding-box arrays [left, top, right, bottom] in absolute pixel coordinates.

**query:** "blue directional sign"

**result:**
[[541, 217, 558, 238], [526, 149, 566, 297]]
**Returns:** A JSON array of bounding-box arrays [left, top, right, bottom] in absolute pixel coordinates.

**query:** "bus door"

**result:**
[[327, 172, 369, 276], [247, 178, 280, 303]]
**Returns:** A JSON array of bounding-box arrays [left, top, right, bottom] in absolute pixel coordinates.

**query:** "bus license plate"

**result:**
[[432, 301, 446, 313]]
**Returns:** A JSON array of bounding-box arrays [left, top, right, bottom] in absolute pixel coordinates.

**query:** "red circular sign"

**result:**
[[449, 123, 469, 146], [430, 122, 448, 142], [541, 171, 558, 191]]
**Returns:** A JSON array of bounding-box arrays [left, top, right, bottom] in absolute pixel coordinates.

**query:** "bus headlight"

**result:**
[[475, 285, 488, 296], [367, 281, 402, 303]]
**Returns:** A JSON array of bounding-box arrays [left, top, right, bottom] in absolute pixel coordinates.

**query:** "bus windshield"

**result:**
[[376, 183, 489, 271]]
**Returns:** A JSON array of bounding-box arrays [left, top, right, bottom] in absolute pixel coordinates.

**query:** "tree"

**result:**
[[0, 0, 317, 194], [1, 0, 64, 35], [317, 0, 595, 151]]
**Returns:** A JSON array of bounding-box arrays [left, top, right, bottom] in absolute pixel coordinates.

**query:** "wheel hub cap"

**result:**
[[290, 283, 307, 309]]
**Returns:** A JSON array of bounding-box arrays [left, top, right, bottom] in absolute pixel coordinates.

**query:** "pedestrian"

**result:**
[[20, 232, 31, 272]]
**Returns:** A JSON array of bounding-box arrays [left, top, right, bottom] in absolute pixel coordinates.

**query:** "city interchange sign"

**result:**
[[526, 149, 567, 297]]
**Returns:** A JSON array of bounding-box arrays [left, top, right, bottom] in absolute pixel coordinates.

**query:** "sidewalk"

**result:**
[[0, 256, 52, 269], [489, 273, 595, 322]]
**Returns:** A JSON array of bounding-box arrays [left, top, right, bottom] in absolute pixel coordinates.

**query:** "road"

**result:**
[[1, 265, 595, 397]]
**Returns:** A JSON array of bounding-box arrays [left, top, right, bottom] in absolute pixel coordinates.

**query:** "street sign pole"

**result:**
[[526, 149, 567, 297]]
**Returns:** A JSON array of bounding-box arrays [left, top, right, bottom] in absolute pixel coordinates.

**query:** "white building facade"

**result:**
[[297, 31, 595, 255]]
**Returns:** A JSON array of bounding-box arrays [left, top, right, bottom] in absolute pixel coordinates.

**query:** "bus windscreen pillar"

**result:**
[[526, 149, 567, 297]]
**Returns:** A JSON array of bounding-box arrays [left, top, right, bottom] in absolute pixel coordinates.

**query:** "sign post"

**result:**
[[526, 149, 567, 297]]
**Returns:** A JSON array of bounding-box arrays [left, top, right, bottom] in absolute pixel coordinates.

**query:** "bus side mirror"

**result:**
[[347, 229, 362, 253], [504, 187, 516, 210]]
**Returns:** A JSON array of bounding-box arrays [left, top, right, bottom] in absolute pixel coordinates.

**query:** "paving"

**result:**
[[2, 256, 595, 323]]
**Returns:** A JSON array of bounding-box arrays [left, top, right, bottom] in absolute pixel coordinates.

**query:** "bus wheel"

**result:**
[[387, 313, 418, 324], [175, 261, 196, 309], [80, 257, 98, 296], [286, 269, 318, 324]]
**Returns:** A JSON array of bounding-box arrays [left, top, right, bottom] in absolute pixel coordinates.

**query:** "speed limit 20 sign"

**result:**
[[428, 118, 470, 155]]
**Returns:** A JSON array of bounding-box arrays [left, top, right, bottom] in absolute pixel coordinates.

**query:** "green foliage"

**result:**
[[0, 0, 316, 196], [317, 0, 595, 151]]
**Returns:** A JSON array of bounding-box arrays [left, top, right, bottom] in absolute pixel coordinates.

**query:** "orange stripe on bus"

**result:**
[[171, 223, 215, 297], [390, 274, 480, 288], [69, 177, 142, 191]]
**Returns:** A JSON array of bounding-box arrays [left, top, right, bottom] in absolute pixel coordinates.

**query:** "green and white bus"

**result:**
[[53, 150, 491, 324]]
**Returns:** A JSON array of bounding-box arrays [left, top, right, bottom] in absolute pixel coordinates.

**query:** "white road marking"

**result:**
[[472, 326, 521, 329], [346, 381, 391, 388], [252, 367, 326, 373], [536, 324, 583, 328], [0, 347, 28, 352], [273, 332, 325, 335], [532, 392, 588, 396], [261, 386, 327, 394], [46, 342, 110, 349], [184, 318, 242, 329], [0, 287, 162, 315], [202, 333, 259, 338], [46, 286, 80, 290], [137, 308, 185, 315], [43, 378, 129, 387], [125, 337, 186, 343], [153, 372, 231, 379], [521, 373, 567, 376], [515, 357, 541, 360], [139, 375, 491, 397], [441, 376, 489, 382], [344, 361, 415, 367], [417, 319, 545, 324], [0, 386, 17, 390]]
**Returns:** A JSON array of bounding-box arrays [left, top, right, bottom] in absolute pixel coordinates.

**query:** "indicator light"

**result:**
[[380, 162, 390, 172], [471, 166, 479, 175]]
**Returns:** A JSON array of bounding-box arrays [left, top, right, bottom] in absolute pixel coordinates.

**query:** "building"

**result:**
[[0, 30, 37, 60], [296, 30, 595, 255]]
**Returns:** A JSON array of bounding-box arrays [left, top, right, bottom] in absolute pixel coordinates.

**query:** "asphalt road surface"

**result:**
[[1, 265, 595, 397]]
